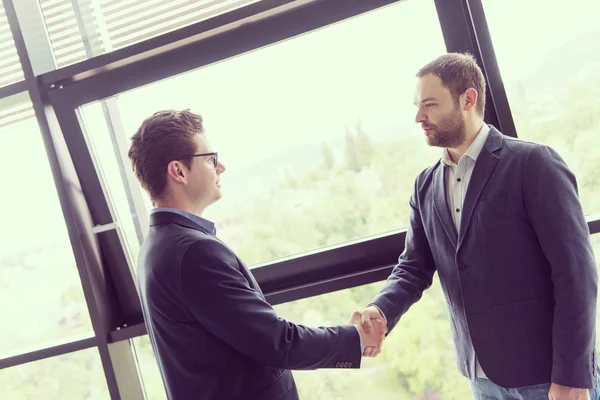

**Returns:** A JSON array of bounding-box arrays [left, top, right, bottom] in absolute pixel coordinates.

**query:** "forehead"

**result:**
[[192, 133, 211, 152], [414, 73, 452, 103]]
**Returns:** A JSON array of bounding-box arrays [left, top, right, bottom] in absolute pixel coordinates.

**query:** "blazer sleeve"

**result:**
[[523, 144, 598, 388], [370, 174, 437, 333], [178, 239, 362, 370]]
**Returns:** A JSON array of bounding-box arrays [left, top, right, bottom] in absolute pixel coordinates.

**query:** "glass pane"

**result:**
[[37, 0, 260, 69], [0, 1, 25, 87], [274, 280, 471, 400], [79, 0, 445, 267], [483, 0, 600, 217], [132, 336, 168, 400], [78, 101, 143, 266], [0, 347, 110, 399], [0, 99, 93, 357]]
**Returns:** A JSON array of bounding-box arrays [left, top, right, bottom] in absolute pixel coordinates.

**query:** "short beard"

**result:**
[[425, 107, 466, 148]]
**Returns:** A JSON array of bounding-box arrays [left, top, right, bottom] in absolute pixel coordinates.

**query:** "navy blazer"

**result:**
[[137, 211, 361, 400], [371, 126, 598, 388]]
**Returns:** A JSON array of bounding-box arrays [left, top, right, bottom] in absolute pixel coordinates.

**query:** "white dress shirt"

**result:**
[[441, 123, 490, 378]]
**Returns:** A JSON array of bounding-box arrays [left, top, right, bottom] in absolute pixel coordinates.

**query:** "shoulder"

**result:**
[[501, 136, 554, 159], [182, 236, 235, 265], [501, 137, 567, 171], [178, 237, 245, 292]]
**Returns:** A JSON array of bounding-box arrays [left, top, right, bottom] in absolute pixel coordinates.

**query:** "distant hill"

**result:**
[[516, 28, 600, 92], [216, 121, 415, 203]]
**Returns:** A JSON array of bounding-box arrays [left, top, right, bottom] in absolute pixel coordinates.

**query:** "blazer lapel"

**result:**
[[433, 163, 458, 248], [458, 128, 503, 246]]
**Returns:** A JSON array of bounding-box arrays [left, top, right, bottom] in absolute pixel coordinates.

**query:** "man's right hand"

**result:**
[[361, 305, 387, 334], [360, 306, 388, 357], [349, 309, 386, 357]]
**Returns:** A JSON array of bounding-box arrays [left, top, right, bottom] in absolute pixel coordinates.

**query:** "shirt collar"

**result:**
[[441, 123, 490, 166], [151, 207, 217, 235]]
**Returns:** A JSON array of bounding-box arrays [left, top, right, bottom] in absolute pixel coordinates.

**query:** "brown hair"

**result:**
[[417, 52, 486, 116], [128, 109, 204, 201]]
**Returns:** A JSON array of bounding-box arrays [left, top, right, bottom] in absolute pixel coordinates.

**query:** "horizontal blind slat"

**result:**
[[38, 0, 263, 68], [0, 3, 24, 86]]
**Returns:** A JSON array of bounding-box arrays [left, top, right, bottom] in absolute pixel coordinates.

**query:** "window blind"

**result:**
[[0, 2, 25, 88], [0, 101, 34, 129], [39, 0, 260, 68]]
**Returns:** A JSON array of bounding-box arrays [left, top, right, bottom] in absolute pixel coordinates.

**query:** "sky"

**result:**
[[483, 0, 600, 79]]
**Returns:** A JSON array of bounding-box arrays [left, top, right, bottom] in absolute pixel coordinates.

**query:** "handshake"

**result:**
[[349, 305, 387, 358]]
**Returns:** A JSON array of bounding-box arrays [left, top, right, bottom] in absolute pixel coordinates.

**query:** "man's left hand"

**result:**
[[548, 383, 591, 400]]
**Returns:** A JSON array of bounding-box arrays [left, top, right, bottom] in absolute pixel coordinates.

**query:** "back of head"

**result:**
[[128, 109, 204, 203], [417, 52, 486, 116]]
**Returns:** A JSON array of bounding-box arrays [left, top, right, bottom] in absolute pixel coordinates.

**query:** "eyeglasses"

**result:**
[[175, 152, 218, 168]]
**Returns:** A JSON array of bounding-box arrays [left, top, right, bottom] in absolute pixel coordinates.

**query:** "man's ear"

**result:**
[[463, 88, 478, 112], [166, 160, 187, 184]]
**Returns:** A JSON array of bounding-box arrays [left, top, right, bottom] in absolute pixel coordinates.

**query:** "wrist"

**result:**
[[368, 304, 387, 324]]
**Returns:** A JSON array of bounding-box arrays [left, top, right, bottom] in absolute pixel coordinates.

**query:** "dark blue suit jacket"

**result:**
[[137, 211, 361, 400], [372, 126, 598, 388]]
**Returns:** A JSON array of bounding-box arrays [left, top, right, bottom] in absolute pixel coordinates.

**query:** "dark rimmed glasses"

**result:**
[[175, 152, 218, 168]]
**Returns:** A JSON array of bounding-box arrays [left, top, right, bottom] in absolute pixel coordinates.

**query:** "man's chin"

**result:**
[[426, 134, 464, 148], [426, 136, 441, 147]]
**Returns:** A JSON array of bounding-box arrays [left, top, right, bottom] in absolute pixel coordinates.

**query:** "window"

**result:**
[[0, 1, 25, 87], [37, 0, 260, 68], [483, 0, 600, 217], [0, 348, 109, 399], [78, 101, 144, 266], [79, 0, 445, 268], [133, 336, 167, 400], [0, 96, 93, 357]]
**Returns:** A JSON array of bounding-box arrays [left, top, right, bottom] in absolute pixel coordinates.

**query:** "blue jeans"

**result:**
[[470, 377, 600, 400]]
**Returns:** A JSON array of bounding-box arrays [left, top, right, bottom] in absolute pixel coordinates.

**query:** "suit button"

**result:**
[[458, 262, 467, 271]]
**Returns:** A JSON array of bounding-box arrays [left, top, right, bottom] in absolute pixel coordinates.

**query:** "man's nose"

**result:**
[[415, 108, 427, 124]]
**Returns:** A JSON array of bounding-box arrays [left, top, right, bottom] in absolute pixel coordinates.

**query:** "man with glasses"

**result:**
[[128, 109, 385, 400]]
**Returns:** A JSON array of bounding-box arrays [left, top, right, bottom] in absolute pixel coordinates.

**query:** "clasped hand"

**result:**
[[349, 306, 388, 358]]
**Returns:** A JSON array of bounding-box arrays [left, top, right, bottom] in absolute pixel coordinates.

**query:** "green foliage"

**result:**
[[355, 120, 374, 168], [0, 349, 109, 399], [322, 143, 335, 170], [344, 127, 362, 173], [344, 120, 376, 173]]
